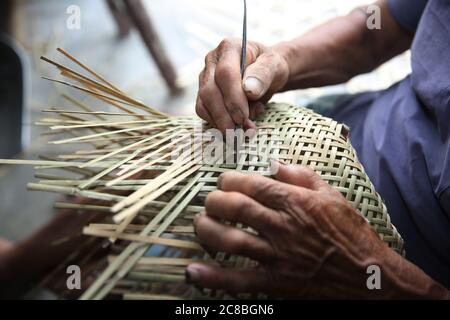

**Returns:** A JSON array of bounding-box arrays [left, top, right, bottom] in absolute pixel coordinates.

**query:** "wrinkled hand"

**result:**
[[196, 38, 290, 132], [187, 163, 397, 298]]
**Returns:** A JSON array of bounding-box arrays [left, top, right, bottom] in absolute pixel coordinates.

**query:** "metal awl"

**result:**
[[240, 0, 247, 79], [236, 0, 247, 131]]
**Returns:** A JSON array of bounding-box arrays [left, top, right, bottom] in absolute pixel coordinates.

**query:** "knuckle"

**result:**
[[204, 52, 216, 66], [215, 62, 235, 82], [198, 69, 205, 84], [218, 38, 238, 51], [252, 63, 273, 79], [225, 103, 246, 123], [285, 189, 316, 217], [257, 180, 290, 208], [216, 117, 234, 132], [198, 85, 213, 100], [262, 48, 280, 62], [287, 188, 308, 205], [261, 51, 276, 61], [218, 38, 230, 50], [250, 176, 274, 193]]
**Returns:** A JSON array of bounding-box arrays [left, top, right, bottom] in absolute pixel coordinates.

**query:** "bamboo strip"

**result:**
[[78, 149, 141, 189], [127, 272, 184, 283], [62, 94, 107, 121], [123, 293, 182, 300], [49, 122, 169, 145], [80, 172, 204, 299], [96, 173, 207, 299], [112, 159, 200, 214], [93, 224, 194, 234], [86, 127, 180, 170], [56, 48, 123, 93], [111, 131, 193, 180], [83, 227, 201, 250]]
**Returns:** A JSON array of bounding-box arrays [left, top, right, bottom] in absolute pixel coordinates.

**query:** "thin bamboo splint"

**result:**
[[0, 49, 404, 300]]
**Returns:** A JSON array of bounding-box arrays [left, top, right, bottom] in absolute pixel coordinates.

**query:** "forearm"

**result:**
[[0, 207, 105, 298], [273, 0, 413, 90]]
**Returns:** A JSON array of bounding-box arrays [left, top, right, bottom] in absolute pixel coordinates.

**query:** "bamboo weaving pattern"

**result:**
[[0, 49, 404, 299]]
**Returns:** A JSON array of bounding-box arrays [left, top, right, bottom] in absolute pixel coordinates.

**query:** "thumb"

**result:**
[[242, 53, 279, 100]]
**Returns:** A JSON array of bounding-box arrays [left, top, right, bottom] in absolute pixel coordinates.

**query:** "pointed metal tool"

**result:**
[[236, 0, 247, 131], [235, 0, 247, 164], [240, 0, 247, 78]]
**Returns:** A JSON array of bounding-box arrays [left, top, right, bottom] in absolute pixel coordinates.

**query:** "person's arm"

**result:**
[[0, 201, 106, 298], [186, 163, 450, 299], [196, 0, 413, 132], [277, 0, 413, 91]]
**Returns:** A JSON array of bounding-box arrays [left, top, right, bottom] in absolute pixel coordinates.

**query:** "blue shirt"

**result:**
[[328, 0, 450, 288]]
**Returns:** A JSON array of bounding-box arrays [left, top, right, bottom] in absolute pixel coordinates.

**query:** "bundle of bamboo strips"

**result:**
[[0, 49, 404, 300]]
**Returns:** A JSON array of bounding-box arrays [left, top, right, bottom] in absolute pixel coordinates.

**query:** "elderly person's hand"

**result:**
[[196, 38, 290, 132], [186, 163, 450, 299]]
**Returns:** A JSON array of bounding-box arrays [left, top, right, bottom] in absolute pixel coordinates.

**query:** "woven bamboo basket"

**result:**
[[0, 49, 404, 299]]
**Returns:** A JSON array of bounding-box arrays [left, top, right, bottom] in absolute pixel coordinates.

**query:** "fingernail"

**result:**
[[270, 158, 283, 166], [243, 77, 264, 97], [185, 264, 202, 283], [269, 158, 283, 175]]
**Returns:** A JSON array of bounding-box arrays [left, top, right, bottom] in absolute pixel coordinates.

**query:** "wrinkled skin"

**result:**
[[187, 163, 450, 299], [196, 38, 289, 132], [191, 0, 450, 299]]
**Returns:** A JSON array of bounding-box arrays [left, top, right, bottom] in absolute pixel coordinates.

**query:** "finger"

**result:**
[[243, 118, 256, 130], [247, 102, 265, 127], [194, 213, 275, 262], [199, 51, 235, 132], [248, 101, 265, 121], [259, 88, 276, 104], [195, 95, 214, 125], [251, 101, 265, 117], [199, 80, 235, 133], [205, 190, 281, 234], [274, 163, 331, 192], [214, 41, 249, 125], [217, 171, 301, 208], [186, 263, 268, 294], [243, 52, 287, 100]]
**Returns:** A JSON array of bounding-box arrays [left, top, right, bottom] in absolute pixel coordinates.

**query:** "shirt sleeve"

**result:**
[[388, 0, 428, 32]]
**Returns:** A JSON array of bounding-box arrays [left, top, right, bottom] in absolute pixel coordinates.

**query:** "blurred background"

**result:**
[[0, 0, 410, 242]]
